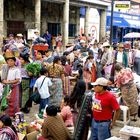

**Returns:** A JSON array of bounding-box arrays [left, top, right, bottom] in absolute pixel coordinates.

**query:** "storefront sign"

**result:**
[[114, 1, 131, 9]]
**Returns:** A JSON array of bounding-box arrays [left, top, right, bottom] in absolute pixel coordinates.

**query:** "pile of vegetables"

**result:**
[[26, 63, 41, 77]]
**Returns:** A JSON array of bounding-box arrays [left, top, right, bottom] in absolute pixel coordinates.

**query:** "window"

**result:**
[[69, 24, 76, 37], [48, 23, 61, 36], [7, 21, 25, 35], [80, 7, 86, 18]]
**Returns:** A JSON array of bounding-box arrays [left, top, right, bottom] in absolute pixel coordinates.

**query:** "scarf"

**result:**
[[0, 127, 18, 140]]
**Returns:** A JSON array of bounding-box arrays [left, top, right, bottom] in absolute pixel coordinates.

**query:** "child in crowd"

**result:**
[[0, 114, 18, 140], [60, 96, 73, 127], [34, 67, 52, 113], [35, 51, 43, 64], [38, 105, 72, 140]]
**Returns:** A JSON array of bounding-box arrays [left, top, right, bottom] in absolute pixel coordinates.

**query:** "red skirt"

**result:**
[[91, 64, 96, 82], [5, 85, 20, 117], [83, 70, 92, 90]]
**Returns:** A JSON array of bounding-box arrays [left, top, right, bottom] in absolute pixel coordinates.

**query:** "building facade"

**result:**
[[107, 11, 140, 42], [0, 0, 110, 46], [106, 0, 140, 42]]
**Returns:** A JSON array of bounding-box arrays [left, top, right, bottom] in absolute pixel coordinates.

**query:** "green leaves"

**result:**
[[26, 63, 41, 77]]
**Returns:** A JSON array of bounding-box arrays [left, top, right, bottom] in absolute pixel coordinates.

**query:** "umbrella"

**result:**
[[123, 32, 140, 38]]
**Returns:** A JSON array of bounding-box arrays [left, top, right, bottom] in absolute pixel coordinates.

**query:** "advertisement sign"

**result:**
[[27, 29, 36, 40], [114, 1, 131, 9], [79, 8, 100, 41], [88, 8, 100, 41], [89, 25, 97, 39]]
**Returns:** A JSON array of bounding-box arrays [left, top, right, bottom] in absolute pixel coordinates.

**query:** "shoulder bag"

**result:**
[[31, 77, 46, 104]]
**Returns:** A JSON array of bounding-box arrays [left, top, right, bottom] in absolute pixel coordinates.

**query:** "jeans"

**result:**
[[90, 119, 111, 140], [39, 98, 50, 113]]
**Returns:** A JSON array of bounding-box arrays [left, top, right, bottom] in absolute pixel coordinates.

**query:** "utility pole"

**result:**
[[110, 0, 114, 46]]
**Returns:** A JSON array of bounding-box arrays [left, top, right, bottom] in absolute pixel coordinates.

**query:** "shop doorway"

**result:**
[[48, 23, 61, 36]]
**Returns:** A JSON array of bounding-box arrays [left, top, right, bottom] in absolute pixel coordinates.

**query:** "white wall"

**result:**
[[80, 8, 100, 41]]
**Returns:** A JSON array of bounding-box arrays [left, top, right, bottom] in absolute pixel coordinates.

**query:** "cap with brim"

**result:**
[[17, 33, 23, 37], [102, 42, 110, 47], [5, 57, 16, 62], [80, 40, 86, 44], [34, 29, 39, 33], [4, 51, 16, 61], [118, 44, 124, 48], [91, 77, 109, 86]]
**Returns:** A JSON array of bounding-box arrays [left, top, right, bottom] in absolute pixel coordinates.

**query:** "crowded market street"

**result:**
[[0, 0, 140, 140]]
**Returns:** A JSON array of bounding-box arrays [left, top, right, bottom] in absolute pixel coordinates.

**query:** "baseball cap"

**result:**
[[91, 77, 109, 86]]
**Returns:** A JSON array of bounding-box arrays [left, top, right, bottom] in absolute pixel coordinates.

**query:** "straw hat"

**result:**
[[118, 43, 124, 48], [34, 29, 39, 33], [4, 50, 16, 61], [102, 42, 110, 47]]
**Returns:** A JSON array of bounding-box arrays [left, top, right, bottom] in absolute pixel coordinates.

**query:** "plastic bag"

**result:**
[[0, 84, 11, 111]]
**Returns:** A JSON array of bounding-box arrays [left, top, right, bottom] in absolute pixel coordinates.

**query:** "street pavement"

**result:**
[[24, 104, 140, 139]]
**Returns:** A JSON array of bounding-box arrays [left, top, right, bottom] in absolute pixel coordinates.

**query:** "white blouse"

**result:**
[[116, 52, 123, 63], [7, 67, 21, 83]]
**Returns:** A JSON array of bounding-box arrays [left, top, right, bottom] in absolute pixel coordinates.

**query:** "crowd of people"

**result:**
[[0, 29, 139, 140]]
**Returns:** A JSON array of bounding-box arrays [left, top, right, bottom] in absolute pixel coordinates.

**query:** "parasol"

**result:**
[[123, 32, 140, 38]]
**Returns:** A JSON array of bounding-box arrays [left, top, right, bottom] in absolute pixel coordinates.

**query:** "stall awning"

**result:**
[[107, 16, 130, 27], [125, 19, 140, 29]]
